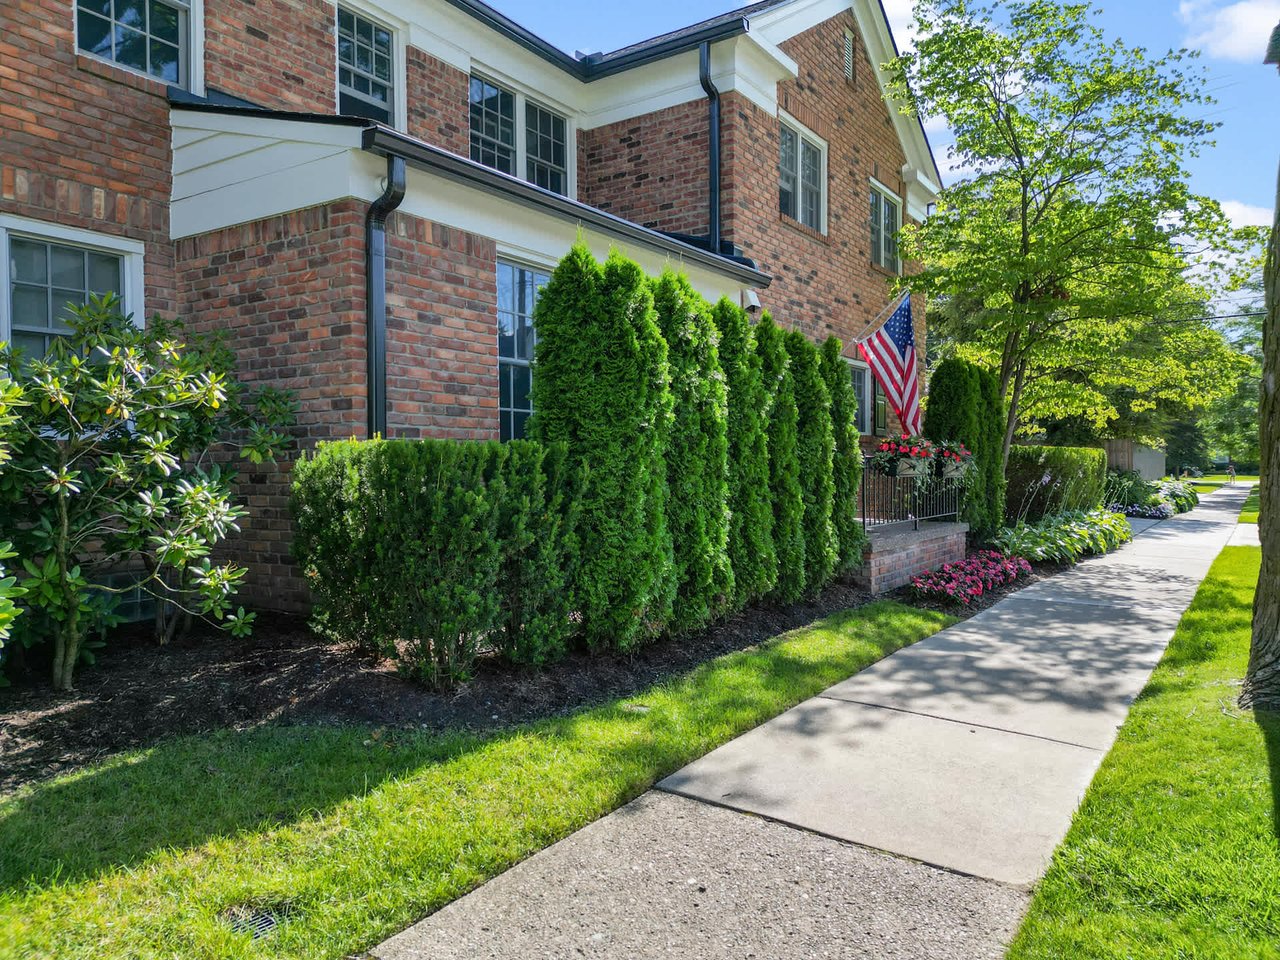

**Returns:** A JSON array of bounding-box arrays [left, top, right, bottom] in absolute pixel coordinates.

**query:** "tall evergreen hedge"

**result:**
[[711, 298, 776, 606], [820, 337, 868, 571], [754, 314, 806, 604], [529, 243, 674, 650], [651, 271, 733, 634], [785, 330, 838, 594], [1005, 444, 1108, 522]]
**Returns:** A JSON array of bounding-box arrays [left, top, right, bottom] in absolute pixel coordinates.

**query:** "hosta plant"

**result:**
[[992, 509, 1132, 564], [0, 296, 295, 689]]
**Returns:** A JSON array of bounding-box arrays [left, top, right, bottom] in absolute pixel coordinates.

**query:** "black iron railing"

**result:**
[[858, 457, 962, 530]]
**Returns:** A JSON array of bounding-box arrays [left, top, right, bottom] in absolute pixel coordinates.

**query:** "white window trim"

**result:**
[[334, 0, 408, 133], [0, 214, 146, 344], [779, 109, 828, 234], [72, 0, 206, 94], [870, 176, 903, 276], [471, 69, 577, 201]]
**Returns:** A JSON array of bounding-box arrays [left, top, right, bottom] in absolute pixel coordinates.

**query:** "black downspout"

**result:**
[[698, 40, 722, 257], [365, 154, 406, 439]]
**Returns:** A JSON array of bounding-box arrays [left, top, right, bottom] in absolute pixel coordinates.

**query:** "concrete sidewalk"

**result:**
[[373, 484, 1253, 959]]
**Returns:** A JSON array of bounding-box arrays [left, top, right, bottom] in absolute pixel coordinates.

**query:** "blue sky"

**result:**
[[492, 0, 1279, 229]]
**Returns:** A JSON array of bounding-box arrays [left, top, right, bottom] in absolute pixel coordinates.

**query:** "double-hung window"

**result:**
[[779, 118, 825, 232], [870, 182, 902, 273], [76, 0, 191, 86], [497, 261, 549, 441], [848, 360, 873, 436], [1, 216, 142, 358], [337, 7, 395, 125], [470, 76, 569, 196]]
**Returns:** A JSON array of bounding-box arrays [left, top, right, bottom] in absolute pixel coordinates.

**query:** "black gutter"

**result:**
[[438, 0, 748, 81], [361, 126, 771, 288], [698, 41, 722, 257], [365, 155, 406, 438]]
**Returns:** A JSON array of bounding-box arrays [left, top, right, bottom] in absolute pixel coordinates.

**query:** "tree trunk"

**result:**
[[1241, 161, 1280, 711], [1000, 358, 1027, 472]]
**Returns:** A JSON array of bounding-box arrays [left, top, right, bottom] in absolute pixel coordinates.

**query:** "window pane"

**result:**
[[88, 253, 121, 293], [470, 75, 518, 175], [80, 0, 111, 15], [114, 23, 148, 71], [870, 190, 883, 266], [50, 245, 85, 289], [801, 140, 822, 231], [338, 8, 394, 125], [115, 0, 145, 30], [149, 38, 179, 82], [10, 331, 47, 357], [511, 410, 529, 441], [497, 311, 516, 358], [499, 365, 512, 409], [53, 289, 87, 327], [10, 239, 47, 284], [512, 365, 531, 410], [11, 285, 50, 330], [77, 10, 113, 57], [149, 0, 180, 44]]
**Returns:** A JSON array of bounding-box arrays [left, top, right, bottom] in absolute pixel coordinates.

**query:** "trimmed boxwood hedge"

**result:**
[[1004, 444, 1108, 523]]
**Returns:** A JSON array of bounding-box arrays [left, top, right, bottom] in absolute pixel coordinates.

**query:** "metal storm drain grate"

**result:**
[[222, 903, 293, 940]]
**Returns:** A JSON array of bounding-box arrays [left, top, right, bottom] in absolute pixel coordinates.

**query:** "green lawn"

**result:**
[[0, 601, 950, 960], [1241, 486, 1260, 524], [1201, 473, 1260, 483], [1191, 483, 1219, 494], [1008, 546, 1280, 960]]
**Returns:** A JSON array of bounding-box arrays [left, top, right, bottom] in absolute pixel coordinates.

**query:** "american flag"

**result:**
[[857, 293, 921, 434]]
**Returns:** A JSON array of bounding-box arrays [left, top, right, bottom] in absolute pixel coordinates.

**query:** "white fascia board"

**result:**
[[901, 163, 940, 220], [751, 0, 848, 42]]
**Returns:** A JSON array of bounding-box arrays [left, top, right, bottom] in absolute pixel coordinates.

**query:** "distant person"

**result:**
[[1227, 462, 1236, 485]]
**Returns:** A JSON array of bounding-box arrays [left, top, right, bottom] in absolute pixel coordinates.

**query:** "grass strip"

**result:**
[[0, 601, 950, 960], [1240, 485, 1260, 524], [1008, 547, 1279, 959]]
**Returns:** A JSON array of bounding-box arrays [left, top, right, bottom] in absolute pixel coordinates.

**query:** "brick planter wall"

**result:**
[[852, 522, 969, 595]]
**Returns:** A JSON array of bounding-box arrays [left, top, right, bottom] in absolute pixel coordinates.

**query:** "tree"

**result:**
[[711, 298, 776, 606], [923, 357, 1006, 538], [651, 271, 732, 634], [819, 338, 868, 572], [1241, 167, 1278, 710], [0, 298, 293, 690], [785, 331, 837, 594], [888, 0, 1248, 467], [754, 314, 805, 604], [529, 244, 674, 650]]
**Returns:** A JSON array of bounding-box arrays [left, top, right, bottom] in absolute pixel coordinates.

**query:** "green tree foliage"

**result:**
[[0, 297, 294, 690], [711, 298, 776, 607], [1004, 444, 1108, 523], [888, 0, 1251, 465], [528, 243, 674, 650], [650, 271, 732, 634], [754, 314, 805, 604], [785, 330, 837, 595], [923, 357, 1006, 537], [1165, 416, 1211, 475], [819, 337, 867, 571]]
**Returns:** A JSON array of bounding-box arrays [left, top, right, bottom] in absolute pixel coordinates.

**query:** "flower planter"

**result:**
[[895, 459, 926, 478], [940, 460, 970, 479]]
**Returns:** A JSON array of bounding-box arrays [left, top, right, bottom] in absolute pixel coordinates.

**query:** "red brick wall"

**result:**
[[204, 0, 338, 112], [406, 47, 471, 155], [577, 99, 711, 236], [0, 0, 176, 316], [175, 201, 369, 610], [853, 524, 969, 594], [385, 214, 499, 440]]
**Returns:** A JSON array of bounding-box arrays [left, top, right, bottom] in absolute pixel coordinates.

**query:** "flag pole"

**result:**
[[848, 288, 911, 353]]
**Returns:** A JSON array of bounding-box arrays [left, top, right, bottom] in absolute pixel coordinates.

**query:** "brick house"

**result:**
[[0, 0, 941, 609]]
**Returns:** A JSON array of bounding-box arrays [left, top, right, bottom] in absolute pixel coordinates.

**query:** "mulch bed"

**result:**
[[0, 561, 1062, 796]]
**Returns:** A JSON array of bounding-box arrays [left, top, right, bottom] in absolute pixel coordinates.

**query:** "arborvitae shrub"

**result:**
[[493, 440, 581, 666], [820, 337, 868, 572], [711, 298, 776, 606], [754, 314, 806, 604], [785, 330, 838, 594], [1005, 444, 1108, 522], [923, 358, 1007, 539], [529, 243, 674, 650], [651, 271, 733, 634]]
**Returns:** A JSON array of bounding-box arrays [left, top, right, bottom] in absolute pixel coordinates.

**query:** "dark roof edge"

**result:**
[[167, 87, 372, 124], [439, 0, 749, 81], [361, 126, 771, 287]]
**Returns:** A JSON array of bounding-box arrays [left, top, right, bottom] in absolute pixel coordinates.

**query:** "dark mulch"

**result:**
[[0, 561, 1058, 796]]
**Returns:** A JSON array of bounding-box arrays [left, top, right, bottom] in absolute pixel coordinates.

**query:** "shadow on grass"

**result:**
[[1256, 708, 1280, 841], [0, 603, 936, 898]]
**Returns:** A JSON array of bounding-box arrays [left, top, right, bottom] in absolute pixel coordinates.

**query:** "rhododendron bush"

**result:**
[[911, 550, 1032, 606]]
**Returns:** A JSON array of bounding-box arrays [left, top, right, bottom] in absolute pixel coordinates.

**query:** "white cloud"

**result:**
[[1221, 199, 1275, 228], [1180, 0, 1280, 62], [881, 0, 918, 52]]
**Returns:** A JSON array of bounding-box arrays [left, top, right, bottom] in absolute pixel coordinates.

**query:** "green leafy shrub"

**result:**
[[754, 314, 806, 604], [529, 244, 674, 650], [991, 509, 1132, 564], [1103, 468, 1155, 507], [1004, 444, 1108, 523], [292, 437, 579, 686], [786, 331, 837, 594], [923, 357, 1006, 538], [651, 271, 732, 634], [0, 297, 294, 690], [1158, 479, 1199, 513], [493, 441, 581, 666], [711, 298, 776, 607], [820, 337, 868, 572]]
